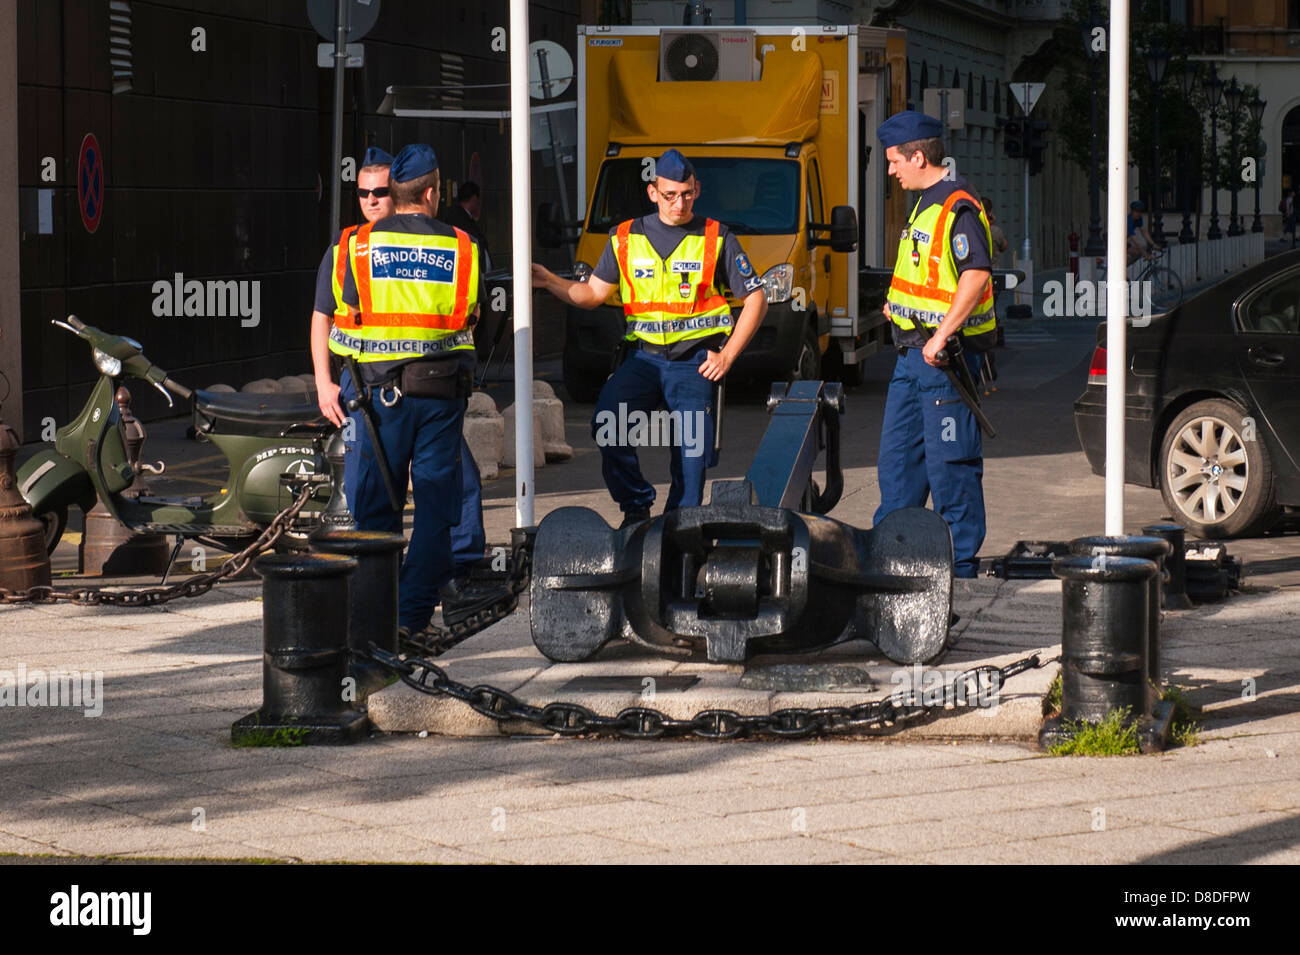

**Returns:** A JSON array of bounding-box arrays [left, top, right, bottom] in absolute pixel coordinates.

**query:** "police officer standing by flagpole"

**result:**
[[531, 149, 767, 525], [309, 146, 490, 624], [874, 111, 997, 579], [320, 143, 483, 636]]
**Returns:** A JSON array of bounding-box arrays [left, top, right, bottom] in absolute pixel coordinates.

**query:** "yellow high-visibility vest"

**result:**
[[887, 189, 996, 340], [330, 221, 477, 362], [613, 218, 733, 347]]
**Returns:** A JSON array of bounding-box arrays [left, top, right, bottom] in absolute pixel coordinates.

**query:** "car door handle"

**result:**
[[1247, 346, 1285, 366]]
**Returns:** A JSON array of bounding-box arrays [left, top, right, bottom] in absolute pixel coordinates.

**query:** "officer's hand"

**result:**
[[922, 336, 948, 367], [698, 349, 733, 382], [882, 302, 892, 320], [530, 263, 553, 289], [317, 380, 347, 428]]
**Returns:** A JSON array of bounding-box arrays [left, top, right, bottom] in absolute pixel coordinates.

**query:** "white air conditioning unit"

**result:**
[[659, 30, 755, 82]]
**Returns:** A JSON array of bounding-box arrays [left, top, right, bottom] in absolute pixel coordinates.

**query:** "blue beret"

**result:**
[[876, 110, 943, 148], [654, 148, 695, 183], [362, 146, 394, 167], [390, 144, 439, 182]]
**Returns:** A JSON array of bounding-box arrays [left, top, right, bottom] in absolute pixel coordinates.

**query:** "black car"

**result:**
[[1074, 249, 1300, 538]]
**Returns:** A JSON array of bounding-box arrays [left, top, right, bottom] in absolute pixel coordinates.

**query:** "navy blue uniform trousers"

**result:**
[[873, 347, 987, 578], [340, 369, 484, 632], [591, 346, 718, 514]]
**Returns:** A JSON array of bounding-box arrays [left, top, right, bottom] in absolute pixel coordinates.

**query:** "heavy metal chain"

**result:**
[[399, 541, 532, 657], [0, 483, 317, 608], [367, 644, 1046, 740]]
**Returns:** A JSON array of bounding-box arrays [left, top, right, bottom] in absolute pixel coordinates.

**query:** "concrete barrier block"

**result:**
[[502, 400, 547, 469], [277, 375, 309, 396], [531, 380, 574, 463], [464, 415, 503, 481]]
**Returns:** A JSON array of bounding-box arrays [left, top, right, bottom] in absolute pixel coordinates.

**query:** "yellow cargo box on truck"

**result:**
[[543, 24, 903, 402]]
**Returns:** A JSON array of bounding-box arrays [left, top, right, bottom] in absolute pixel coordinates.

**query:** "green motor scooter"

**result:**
[[18, 316, 335, 559]]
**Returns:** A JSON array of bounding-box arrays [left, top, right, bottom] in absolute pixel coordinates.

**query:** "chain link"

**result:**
[[0, 483, 316, 608], [367, 644, 1046, 740], [397, 539, 533, 656]]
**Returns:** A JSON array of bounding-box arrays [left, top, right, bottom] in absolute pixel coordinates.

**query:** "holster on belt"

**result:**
[[609, 338, 634, 378]]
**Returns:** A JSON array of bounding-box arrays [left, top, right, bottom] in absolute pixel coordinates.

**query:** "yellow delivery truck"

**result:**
[[542, 23, 907, 401]]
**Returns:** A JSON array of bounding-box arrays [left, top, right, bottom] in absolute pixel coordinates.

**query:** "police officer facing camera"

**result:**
[[531, 149, 767, 526], [309, 146, 488, 627], [329, 143, 484, 634], [874, 111, 997, 579]]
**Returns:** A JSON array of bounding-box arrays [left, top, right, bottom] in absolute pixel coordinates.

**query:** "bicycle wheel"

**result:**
[[1148, 266, 1182, 312]]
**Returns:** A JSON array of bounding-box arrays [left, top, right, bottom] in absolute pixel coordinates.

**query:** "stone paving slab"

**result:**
[[3, 565, 1300, 864]]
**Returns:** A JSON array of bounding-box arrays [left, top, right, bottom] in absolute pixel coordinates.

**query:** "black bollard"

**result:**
[[1069, 535, 1173, 688], [1041, 554, 1173, 752], [232, 552, 370, 745], [1142, 522, 1195, 610], [310, 529, 405, 699]]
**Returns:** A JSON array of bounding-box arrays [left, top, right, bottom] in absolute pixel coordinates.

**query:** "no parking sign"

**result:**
[[77, 133, 103, 233]]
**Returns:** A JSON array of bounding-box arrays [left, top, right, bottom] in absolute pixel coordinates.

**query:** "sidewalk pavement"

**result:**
[[2, 570, 1297, 864]]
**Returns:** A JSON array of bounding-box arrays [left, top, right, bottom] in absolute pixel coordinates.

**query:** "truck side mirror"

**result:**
[[829, 205, 858, 253], [535, 202, 562, 249]]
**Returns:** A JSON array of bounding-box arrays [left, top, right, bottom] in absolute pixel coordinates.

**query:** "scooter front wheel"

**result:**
[[40, 506, 68, 556]]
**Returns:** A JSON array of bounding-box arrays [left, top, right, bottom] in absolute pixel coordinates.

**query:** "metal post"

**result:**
[[1151, 81, 1163, 242], [1208, 104, 1222, 239], [1104, 0, 1130, 537], [510, 0, 535, 529], [1228, 101, 1242, 236], [328, 0, 348, 232]]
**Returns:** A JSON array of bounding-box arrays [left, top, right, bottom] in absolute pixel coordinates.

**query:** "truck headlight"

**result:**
[[761, 264, 793, 304], [572, 261, 593, 283], [93, 348, 122, 377]]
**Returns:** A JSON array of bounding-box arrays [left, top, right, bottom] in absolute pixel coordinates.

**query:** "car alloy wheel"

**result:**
[[1159, 399, 1277, 538]]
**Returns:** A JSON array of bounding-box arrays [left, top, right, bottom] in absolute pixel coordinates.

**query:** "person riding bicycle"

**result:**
[[1127, 200, 1160, 265]]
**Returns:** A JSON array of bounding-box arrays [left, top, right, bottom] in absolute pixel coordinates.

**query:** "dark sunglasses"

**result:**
[[357, 187, 390, 198]]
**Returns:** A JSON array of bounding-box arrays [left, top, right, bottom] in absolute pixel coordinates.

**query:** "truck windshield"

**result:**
[[587, 157, 800, 235]]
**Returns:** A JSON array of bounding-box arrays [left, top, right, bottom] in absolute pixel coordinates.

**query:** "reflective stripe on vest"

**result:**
[[887, 189, 996, 338], [327, 225, 363, 358], [614, 218, 732, 345], [334, 221, 477, 362]]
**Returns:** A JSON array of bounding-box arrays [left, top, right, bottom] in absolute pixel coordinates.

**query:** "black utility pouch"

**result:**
[[398, 360, 472, 399]]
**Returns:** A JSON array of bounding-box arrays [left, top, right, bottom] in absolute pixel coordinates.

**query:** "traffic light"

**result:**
[[1002, 118, 1024, 158], [1026, 118, 1049, 175]]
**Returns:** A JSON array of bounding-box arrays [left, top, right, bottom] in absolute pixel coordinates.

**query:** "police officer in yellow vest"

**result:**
[[309, 146, 488, 608], [532, 149, 767, 525], [330, 143, 482, 634], [874, 111, 997, 578]]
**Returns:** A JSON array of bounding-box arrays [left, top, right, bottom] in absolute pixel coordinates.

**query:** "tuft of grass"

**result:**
[[233, 727, 308, 748], [1161, 685, 1202, 747], [1041, 669, 1062, 717], [1049, 707, 1140, 756]]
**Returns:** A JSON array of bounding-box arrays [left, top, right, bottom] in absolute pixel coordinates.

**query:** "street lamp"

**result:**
[[1144, 37, 1170, 243], [1225, 75, 1243, 236], [1082, 1, 1104, 256], [1205, 64, 1223, 240], [1173, 58, 1198, 243], [1249, 92, 1266, 233]]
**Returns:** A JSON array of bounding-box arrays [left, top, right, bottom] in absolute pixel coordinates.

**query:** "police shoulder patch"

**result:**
[[735, 253, 753, 277], [953, 233, 970, 261]]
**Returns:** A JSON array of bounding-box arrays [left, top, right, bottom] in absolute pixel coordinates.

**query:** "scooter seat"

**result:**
[[193, 389, 329, 436]]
